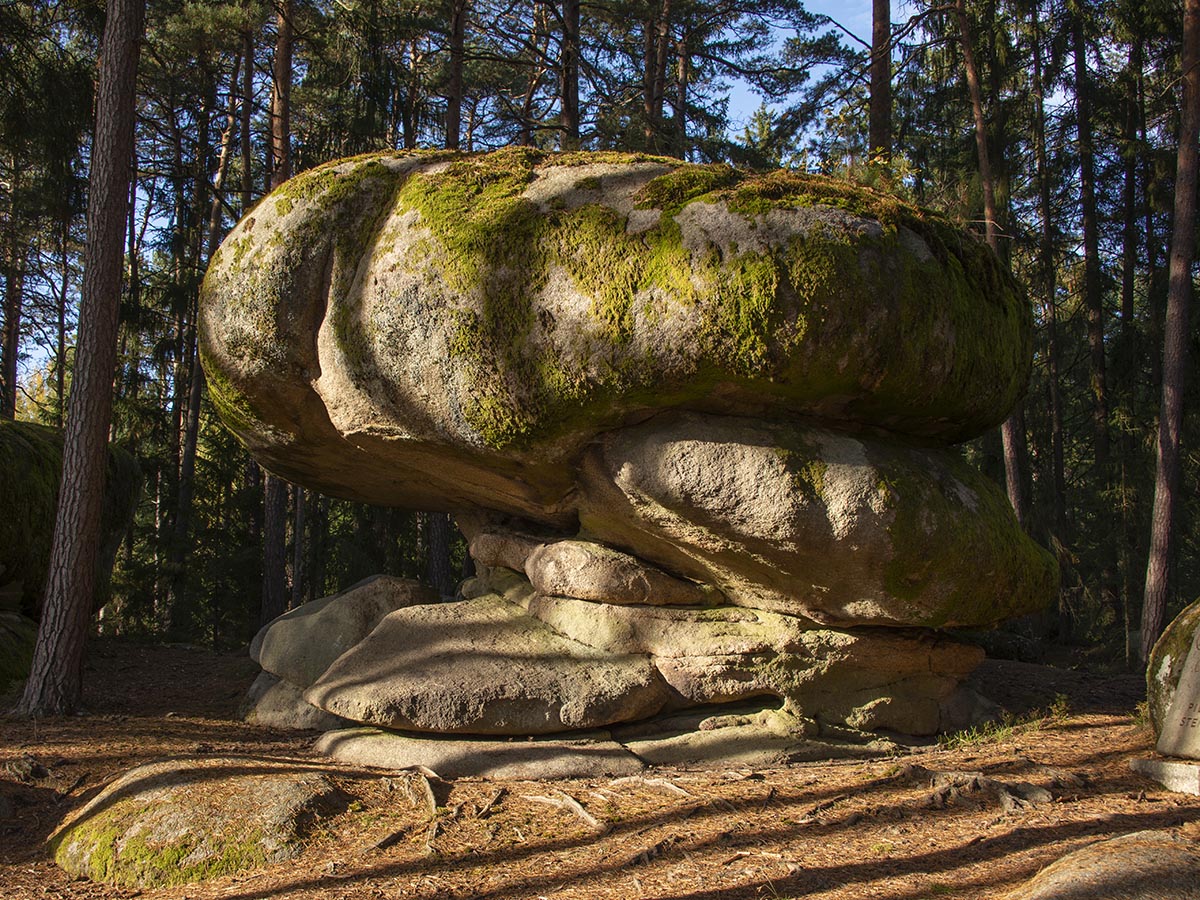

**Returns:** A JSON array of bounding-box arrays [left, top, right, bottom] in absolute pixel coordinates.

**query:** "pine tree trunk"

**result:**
[[261, 474, 289, 626], [869, 0, 891, 161], [270, 0, 293, 185], [1073, 8, 1109, 470], [291, 486, 307, 608], [560, 0, 580, 149], [445, 0, 466, 149], [426, 512, 454, 598], [16, 0, 145, 716], [1140, 0, 1200, 663]]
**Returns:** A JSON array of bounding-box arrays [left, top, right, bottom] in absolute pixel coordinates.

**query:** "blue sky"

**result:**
[[725, 0, 883, 128]]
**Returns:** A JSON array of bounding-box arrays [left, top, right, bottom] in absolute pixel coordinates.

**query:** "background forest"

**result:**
[[1, 0, 1196, 669]]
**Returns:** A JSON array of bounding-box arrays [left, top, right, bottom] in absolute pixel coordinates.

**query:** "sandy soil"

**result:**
[[2, 639, 1198, 900]]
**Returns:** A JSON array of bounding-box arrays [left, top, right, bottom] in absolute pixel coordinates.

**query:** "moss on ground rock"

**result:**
[[199, 149, 1033, 517], [50, 760, 346, 888]]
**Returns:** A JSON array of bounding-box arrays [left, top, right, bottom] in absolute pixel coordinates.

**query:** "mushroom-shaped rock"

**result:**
[[200, 149, 1032, 523]]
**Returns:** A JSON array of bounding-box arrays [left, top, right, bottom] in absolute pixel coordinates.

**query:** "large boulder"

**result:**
[[50, 759, 346, 887], [579, 411, 1056, 627], [304, 594, 672, 734], [205, 150, 1057, 755], [200, 149, 1031, 522], [251, 574, 435, 688], [1147, 598, 1200, 735]]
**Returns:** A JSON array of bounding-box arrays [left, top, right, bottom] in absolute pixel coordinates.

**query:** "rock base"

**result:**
[[1130, 757, 1200, 795]]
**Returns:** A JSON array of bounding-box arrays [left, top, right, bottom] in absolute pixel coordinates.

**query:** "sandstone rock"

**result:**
[[251, 574, 435, 688], [241, 672, 348, 731], [1004, 830, 1200, 899], [200, 150, 1031, 522], [1148, 598, 1200, 735], [315, 727, 644, 779], [0, 419, 141, 619], [529, 591, 991, 733], [466, 528, 547, 574], [51, 758, 346, 887], [526, 539, 717, 606], [579, 411, 1057, 628], [612, 707, 896, 768], [304, 594, 672, 734]]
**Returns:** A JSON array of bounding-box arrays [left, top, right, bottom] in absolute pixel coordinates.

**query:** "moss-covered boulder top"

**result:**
[[200, 148, 1032, 520]]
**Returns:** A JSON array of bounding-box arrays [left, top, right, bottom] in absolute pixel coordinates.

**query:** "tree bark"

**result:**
[[1140, 0, 1200, 663], [426, 512, 455, 598], [560, 0, 580, 149], [16, 0, 145, 716], [291, 486, 307, 608], [869, 0, 891, 162], [1072, 6, 1109, 470], [261, 474, 289, 626], [445, 0, 466, 149], [270, 0, 293, 185]]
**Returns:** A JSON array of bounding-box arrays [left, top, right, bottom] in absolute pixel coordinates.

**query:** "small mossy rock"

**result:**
[[526, 595, 984, 734], [251, 574, 435, 688], [578, 410, 1057, 628], [526, 539, 718, 606], [50, 758, 346, 887], [314, 726, 645, 779], [200, 149, 1032, 523], [0, 419, 142, 619], [240, 672, 349, 731], [1004, 830, 1200, 899], [304, 594, 672, 734], [0, 611, 37, 695], [1148, 598, 1200, 735]]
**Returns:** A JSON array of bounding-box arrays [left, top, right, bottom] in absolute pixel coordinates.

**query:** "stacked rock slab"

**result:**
[[202, 149, 1058, 768]]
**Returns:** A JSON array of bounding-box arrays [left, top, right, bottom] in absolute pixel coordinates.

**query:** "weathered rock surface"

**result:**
[[206, 150, 1057, 757], [526, 594, 984, 733], [1148, 598, 1200, 735], [200, 149, 1031, 521], [241, 672, 348, 731], [315, 727, 645, 779], [1004, 830, 1200, 899], [526, 539, 717, 606], [251, 574, 435, 688], [579, 411, 1056, 627], [51, 758, 346, 887], [304, 594, 672, 734], [0, 419, 141, 619]]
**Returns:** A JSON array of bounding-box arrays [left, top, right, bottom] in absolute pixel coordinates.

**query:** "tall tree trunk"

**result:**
[[869, 0, 891, 162], [426, 512, 454, 598], [261, 475, 289, 626], [445, 0, 466, 149], [241, 28, 255, 213], [1072, 6, 1108, 470], [262, 0, 294, 626], [1140, 0, 1200, 663], [291, 486, 307, 608], [955, 0, 1028, 529], [167, 61, 240, 628], [2, 162, 24, 419], [560, 0, 580, 149], [16, 0, 145, 716], [673, 34, 688, 158], [270, 0, 293, 184], [1031, 2, 1067, 602]]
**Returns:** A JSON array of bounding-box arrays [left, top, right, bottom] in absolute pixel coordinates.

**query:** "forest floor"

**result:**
[[1, 639, 1198, 900]]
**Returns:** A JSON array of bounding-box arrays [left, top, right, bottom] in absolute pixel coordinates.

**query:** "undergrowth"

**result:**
[[937, 693, 1071, 750]]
